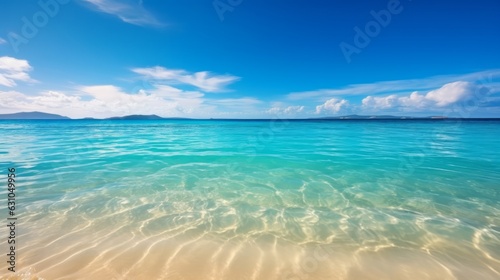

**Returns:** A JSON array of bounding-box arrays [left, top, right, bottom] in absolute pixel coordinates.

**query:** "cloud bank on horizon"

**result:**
[[1, 1, 499, 118], [1, 56, 499, 119]]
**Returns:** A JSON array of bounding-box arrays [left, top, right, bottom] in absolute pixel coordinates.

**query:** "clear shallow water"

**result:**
[[0, 119, 499, 279]]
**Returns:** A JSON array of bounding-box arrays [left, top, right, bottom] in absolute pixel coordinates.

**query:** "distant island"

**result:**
[[106, 115, 192, 120], [0, 112, 192, 120], [0, 112, 495, 120], [107, 114, 168, 120], [0, 112, 71, 120]]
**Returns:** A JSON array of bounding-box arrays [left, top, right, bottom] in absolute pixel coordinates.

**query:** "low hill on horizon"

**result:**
[[0, 111, 70, 120], [0, 112, 491, 120], [0, 112, 193, 120]]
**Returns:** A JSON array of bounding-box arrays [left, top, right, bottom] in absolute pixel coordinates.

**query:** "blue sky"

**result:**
[[1, 0, 500, 118]]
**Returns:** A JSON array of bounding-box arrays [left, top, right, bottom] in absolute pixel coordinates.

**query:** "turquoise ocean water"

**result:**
[[0, 119, 499, 279]]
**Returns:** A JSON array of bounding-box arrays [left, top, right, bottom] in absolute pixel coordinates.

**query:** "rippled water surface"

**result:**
[[0, 119, 499, 279]]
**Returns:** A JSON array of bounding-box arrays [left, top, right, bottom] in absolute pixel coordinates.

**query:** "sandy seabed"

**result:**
[[1, 229, 499, 280]]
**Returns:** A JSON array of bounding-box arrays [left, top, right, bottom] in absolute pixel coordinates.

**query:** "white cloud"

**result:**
[[0, 84, 218, 118], [2, 62, 496, 118], [0, 90, 30, 110], [315, 98, 349, 114], [288, 69, 500, 101], [31, 91, 82, 108], [266, 105, 304, 115], [283, 106, 304, 114], [0, 90, 83, 116], [78, 85, 213, 116], [0, 61, 248, 118], [132, 66, 240, 93], [132, 67, 185, 80], [150, 85, 209, 114], [361, 95, 400, 109], [0, 38, 6, 44], [362, 81, 489, 110], [81, 0, 161, 26], [425, 81, 479, 106], [0, 56, 35, 87], [397, 91, 429, 108]]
